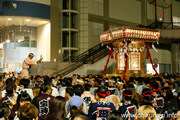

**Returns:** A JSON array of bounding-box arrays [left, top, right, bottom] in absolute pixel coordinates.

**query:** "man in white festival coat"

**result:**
[[21, 53, 43, 78]]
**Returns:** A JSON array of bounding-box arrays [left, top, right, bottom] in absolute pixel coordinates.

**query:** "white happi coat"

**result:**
[[21, 57, 36, 78]]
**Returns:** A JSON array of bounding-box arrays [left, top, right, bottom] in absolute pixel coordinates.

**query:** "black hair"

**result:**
[[150, 81, 159, 89], [155, 77, 162, 82], [127, 83, 134, 89], [84, 84, 91, 91], [20, 79, 30, 88], [107, 110, 125, 120], [66, 87, 74, 96], [162, 87, 173, 100], [6, 78, 13, 85], [0, 104, 9, 118], [123, 89, 132, 101], [74, 85, 84, 96], [129, 77, 135, 81], [65, 78, 72, 87], [43, 76, 52, 85], [40, 84, 51, 93], [6, 82, 16, 94], [142, 88, 152, 101], [94, 79, 101, 86], [144, 77, 150, 84], [17, 91, 32, 106], [35, 75, 41, 80], [137, 77, 144, 83]]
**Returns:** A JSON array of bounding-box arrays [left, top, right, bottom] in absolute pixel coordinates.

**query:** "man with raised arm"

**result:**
[[21, 53, 43, 78]]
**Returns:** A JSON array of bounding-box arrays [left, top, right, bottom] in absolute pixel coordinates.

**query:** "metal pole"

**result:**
[[171, 0, 173, 29], [155, 0, 157, 27]]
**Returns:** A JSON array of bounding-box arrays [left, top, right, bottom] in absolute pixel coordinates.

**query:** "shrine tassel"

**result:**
[[123, 43, 129, 82], [100, 46, 114, 77], [146, 43, 160, 76]]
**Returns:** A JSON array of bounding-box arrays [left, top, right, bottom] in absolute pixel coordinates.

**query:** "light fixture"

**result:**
[[43, 21, 47, 23], [26, 19, 30, 21], [7, 18, 12, 21], [6, 40, 10, 43]]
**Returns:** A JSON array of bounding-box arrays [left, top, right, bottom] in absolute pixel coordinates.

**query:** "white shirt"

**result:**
[[51, 87, 59, 97]]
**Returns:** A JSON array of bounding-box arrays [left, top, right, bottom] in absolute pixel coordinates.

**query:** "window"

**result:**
[[63, 50, 69, 59], [71, 13, 78, 29], [63, 12, 70, 28], [63, 0, 69, 9], [62, 31, 69, 47], [71, 31, 78, 47], [30, 27, 37, 47], [71, 0, 78, 10]]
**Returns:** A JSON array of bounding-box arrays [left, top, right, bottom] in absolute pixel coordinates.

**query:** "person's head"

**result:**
[[40, 84, 52, 95], [162, 87, 173, 100], [32, 87, 41, 97], [46, 96, 66, 120], [74, 85, 84, 96], [17, 91, 32, 107], [123, 89, 132, 102], [94, 79, 100, 87], [96, 86, 109, 100], [20, 79, 30, 88], [164, 80, 170, 87], [17, 103, 38, 120], [107, 110, 125, 120], [155, 77, 162, 85], [84, 79, 89, 85], [137, 77, 144, 85], [169, 83, 175, 90], [28, 53, 34, 59], [6, 78, 13, 85], [116, 79, 124, 90], [144, 78, 150, 85], [64, 78, 72, 87], [136, 105, 156, 120], [150, 81, 160, 93], [108, 77, 116, 87], [6, 82, 17, 95], [35, 75, 42, 82], [43, 76, 52, 86], [71, 112, 89, 120], [0, 104, 10, 119], [84, 84, 91, 91], [65, 87, 74, 99], [69, 96, 84, 116], [76, 79, 84, 86], [142, 88, 152, 101]]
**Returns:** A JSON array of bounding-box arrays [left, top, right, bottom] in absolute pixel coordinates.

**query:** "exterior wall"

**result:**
[[109, 0, 141, 24], [79, 0, 89, 53], [145, 48, 171, 64], [37, 23, 51, 61], [88, 22, 103, 48], [89, 0, 103, 16]]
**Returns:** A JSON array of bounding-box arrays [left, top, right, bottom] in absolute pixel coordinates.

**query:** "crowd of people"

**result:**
[[0, 72, 180, 120]]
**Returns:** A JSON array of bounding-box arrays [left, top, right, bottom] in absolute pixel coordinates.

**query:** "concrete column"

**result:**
[[141, 0, 147, 26], [171, 43, 178, 74], [50, 0, 60, 61], [103, 0, 109, 31]]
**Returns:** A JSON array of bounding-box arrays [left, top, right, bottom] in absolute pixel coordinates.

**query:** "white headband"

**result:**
[[77, 79, 84, 83], [117, 81, 124, 85]]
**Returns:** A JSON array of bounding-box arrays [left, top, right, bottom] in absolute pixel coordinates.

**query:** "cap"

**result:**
[[29, 53, 34, 57], [69, 95, 83, 108]]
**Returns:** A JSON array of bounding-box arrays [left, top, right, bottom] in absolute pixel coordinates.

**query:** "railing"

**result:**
[[137, 21, 180, 29], [60, 43, 109, 64]]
